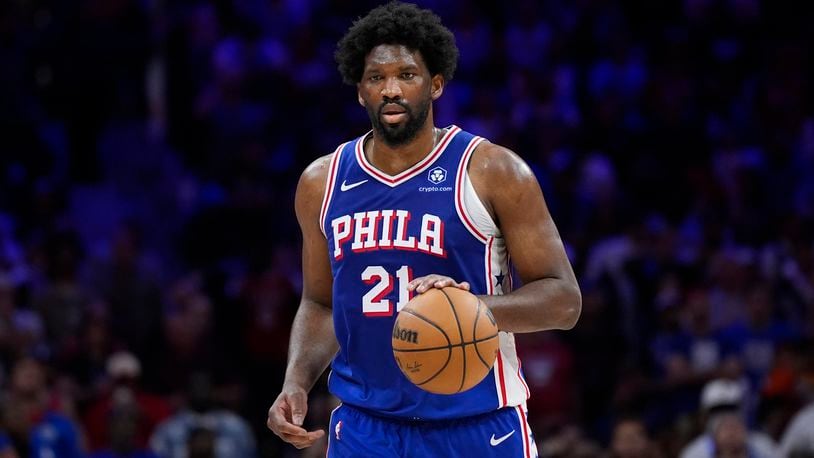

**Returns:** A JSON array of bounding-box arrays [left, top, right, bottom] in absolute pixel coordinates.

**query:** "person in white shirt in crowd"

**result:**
[[680, 379, 776, 458]]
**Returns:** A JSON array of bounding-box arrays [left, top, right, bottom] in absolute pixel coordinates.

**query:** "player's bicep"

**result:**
[[475, 146, 574, 284], [300, 229, 333, 307], [295, 156, 334, 308], [501, 178, 571, 282]]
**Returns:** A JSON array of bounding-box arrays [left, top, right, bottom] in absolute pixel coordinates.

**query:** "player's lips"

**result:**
[[382, 112, 407, 123], [382, 103, 407, 114], [380, 103, 408, 123]]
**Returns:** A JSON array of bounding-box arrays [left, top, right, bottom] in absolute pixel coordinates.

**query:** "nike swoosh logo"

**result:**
[[340, 179, 368, 191], [490, 430, 515, 446]]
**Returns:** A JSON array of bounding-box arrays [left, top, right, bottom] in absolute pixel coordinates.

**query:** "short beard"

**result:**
[[366, 97, 431, 147]]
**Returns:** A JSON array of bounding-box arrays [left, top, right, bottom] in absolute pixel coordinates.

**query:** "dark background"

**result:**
[[1, 0, 813, 456]]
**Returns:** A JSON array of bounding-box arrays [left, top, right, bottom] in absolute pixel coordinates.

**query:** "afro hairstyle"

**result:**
[[335, 1, 458, 85]]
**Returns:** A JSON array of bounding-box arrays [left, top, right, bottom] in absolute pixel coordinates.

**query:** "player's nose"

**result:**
[[381, 76, 403, 98]]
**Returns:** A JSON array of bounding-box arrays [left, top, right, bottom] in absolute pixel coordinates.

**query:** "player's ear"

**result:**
[[431, 74, 444, 100], [357, 85, 365, 107]]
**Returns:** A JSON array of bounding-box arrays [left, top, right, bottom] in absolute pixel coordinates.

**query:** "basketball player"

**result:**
[[267, 2, 581, 456]]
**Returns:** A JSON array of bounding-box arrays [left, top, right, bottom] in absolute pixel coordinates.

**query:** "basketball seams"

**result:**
[[392, 333, 497, 353], [472, 300, 493, 369], [438, 288, 466, 343], [412, 348, 452, 386], [438, 288, 467, 393], [396, 307, 453, 386], [397, 308, 453, 347], [473, 298, 481, 341]]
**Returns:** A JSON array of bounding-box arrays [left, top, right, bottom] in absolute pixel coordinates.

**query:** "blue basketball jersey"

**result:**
[[320, 125, 530, 420]]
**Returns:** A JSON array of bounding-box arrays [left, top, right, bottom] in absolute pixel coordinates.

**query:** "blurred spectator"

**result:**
[[84, 352, 172, 453], [185, 427, 216, 458], [644, 288, 740, 431], [757, 341, 809, 440], [709, 413, 757, 458], [606, 416, 662, 458], [679, 379, 776, 458], [60, 304, 114, 400], [32, 230, 89, 362], [516, 331, 577, 434], [0, 215, 29, 287], [149, 372, 255, 458], [239, 268, 296, 365], [0, 432, 17, 458], [234, 266, 297, 449], [568, 287, 627, 432], [1, 357, 84, 457], [87, 388, 160, 458], [83, 223, 163, 364], [707, 248, 758, 331], [0, 274, 48, 364], [718, 282, 800, 397], [779, 401, 814, 457], [538, 424, 602, 458], [146, 274, 233, 396], [652, 289, 741, 389], [778, 347, 814, 457]]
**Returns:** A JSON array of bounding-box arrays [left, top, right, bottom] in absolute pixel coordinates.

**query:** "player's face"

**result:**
[[358, 44, 444, 147]]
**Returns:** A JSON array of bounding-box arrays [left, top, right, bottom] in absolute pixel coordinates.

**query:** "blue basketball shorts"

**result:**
[[326, 403, 538, 457]]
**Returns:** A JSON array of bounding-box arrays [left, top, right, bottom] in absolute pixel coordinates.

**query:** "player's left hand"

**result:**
[[408, 275, 470, 294]]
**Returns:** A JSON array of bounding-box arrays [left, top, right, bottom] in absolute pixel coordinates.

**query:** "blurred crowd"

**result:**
[[1, 0, 814, 456]]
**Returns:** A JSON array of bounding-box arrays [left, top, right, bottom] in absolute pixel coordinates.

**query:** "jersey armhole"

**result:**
[[455, 137, 501, 243], [318, 143, 347, 238]]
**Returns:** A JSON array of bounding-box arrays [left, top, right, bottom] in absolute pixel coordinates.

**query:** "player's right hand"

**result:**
[[267, 384, 325, 449], [408, 274, 471, 294]]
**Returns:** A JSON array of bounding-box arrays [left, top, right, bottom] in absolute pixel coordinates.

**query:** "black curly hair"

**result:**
[[335, 1, 458, 85]]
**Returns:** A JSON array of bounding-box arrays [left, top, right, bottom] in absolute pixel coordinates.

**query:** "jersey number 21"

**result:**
[[361, 265, 413, 317]]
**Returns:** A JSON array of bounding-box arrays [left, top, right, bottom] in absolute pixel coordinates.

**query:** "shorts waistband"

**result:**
[[341, 402, 515, 426]]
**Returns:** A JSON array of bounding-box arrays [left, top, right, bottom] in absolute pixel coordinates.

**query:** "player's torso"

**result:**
[[320, 126, 525, 420]]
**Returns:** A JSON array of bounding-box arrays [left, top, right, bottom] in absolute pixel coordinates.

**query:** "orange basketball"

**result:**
[[392, 287, 499, 395]]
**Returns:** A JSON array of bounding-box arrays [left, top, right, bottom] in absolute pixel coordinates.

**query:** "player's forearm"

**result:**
[[480, 278, 581, 333], [283, 299, 338, 391]]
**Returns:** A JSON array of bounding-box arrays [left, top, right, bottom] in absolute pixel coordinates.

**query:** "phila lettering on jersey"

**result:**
[[318, 126, 530, 421], [330, 210, 445, 260]]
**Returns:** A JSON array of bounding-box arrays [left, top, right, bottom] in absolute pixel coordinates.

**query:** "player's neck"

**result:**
[[366, 122, 440, 176]]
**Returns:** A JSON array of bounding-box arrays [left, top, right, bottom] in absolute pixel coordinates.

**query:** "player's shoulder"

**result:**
[[300, 153, 334, 184], [299, 137, 358, 187], [295, 152, 336, 215], [469, 139, 535, 183]]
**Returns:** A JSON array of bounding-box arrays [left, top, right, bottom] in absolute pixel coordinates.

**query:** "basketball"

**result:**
[[392, 287, 500, 395]]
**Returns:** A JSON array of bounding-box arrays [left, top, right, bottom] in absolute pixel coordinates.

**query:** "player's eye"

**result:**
[[368, 75, 383, 82], [401, 73, 415, 80]]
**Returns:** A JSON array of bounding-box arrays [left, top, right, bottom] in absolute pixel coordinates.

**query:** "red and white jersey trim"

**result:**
[[514, 405, 538, 458], [454, 136, 493, 244], [494, 331, 531, 409], [319, 143, 348, 237], [355, 125, 461, 187]]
